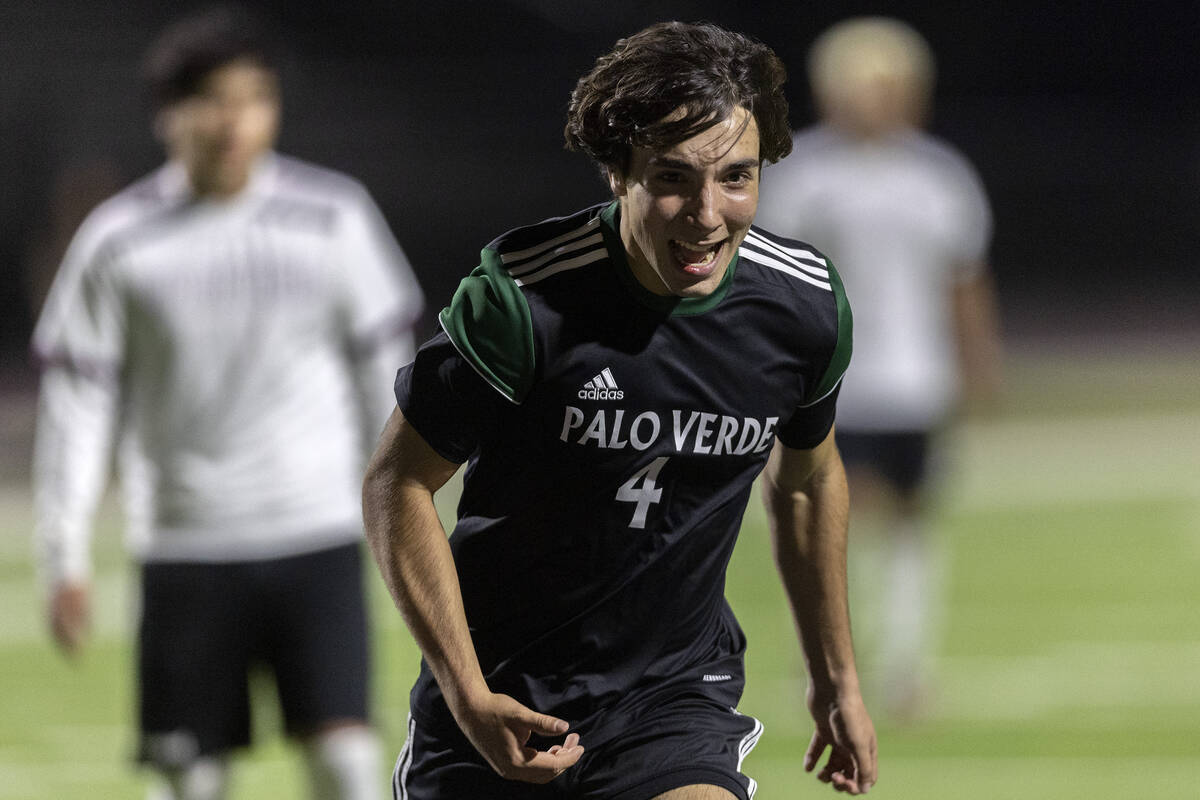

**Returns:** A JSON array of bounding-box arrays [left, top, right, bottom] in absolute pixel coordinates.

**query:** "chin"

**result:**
[[669, 274, 721, 299]]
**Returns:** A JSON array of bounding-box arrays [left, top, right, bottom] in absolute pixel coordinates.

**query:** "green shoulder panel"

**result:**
[[805, 257, 853, 406], [438, 248, 535, 404]]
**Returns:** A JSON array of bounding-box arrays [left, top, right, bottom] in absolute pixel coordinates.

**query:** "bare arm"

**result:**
[[362, 408, 583, 782], [952, 268, 1003, 414], [761, 428, 877, 794]]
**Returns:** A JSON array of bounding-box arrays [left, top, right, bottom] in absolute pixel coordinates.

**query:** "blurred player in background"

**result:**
[[757, 17, 1003, 720], [31, 7, 424, 799], [365, 21, 876, 799]]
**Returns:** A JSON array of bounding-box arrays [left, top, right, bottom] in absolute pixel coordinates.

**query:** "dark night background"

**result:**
[[2, 0, 1198, 374]]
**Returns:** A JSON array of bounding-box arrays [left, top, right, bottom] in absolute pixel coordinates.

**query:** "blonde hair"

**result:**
[[808, 17, 935, 112]]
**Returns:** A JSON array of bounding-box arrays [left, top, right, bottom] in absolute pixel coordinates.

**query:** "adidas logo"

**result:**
[[578, 367, 625, 400]]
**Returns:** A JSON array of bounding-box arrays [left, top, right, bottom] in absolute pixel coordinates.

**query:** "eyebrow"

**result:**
[[646, 156, 760, 172]]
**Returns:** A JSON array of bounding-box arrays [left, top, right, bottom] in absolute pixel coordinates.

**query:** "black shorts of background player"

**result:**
[[32, 6, 424, 799]]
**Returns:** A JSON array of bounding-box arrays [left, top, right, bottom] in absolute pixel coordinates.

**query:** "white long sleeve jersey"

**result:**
[[33, 154, 424, 584]]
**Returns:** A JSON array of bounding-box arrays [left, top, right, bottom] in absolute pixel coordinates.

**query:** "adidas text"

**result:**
[[578, 388, 625, 401]]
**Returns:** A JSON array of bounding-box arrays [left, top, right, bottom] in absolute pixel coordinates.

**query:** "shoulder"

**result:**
[[791, 123, 842, 154], [737, 226, 841, 302], [898, 131, 985, 186], [262, 154, 380, 230], [270, 153, 370, 202], [439, 205, 609, 404], [779, 124, 844, 167], [737, 227, 853, 405], [736, 226, 852, 384], [71, 168, 178, 260], [485, 204, 607, 277], [31, 169, 175, 359], [758, 126, 842, 212]]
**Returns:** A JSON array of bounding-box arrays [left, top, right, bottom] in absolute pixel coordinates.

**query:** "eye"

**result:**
[[652, 170, 685, 184], [723, 170, 753, 187]]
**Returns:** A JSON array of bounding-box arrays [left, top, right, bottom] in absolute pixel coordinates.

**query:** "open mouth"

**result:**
[[669, 238, 726, 277]]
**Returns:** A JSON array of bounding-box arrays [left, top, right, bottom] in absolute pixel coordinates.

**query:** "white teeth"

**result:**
[[671, 239, 718, 268]]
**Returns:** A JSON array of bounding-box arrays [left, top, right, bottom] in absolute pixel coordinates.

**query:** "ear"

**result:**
[[607, 167, 627, 197]]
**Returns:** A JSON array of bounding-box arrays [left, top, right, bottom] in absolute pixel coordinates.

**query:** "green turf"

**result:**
[[1, 351, 1198, 798]]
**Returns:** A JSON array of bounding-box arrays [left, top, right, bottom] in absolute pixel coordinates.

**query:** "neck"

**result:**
[[188, 167, 249, 199], [176, 151, 269, 200]]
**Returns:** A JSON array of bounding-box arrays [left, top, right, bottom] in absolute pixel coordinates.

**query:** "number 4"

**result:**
[[616, 456, 669, 529]]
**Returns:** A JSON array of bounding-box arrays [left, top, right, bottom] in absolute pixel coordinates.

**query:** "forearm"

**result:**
[[762, 449, 860, 697], [362, 423, 487, 710], [952, 272, 1003, 410], [761, 437, 877, 790]]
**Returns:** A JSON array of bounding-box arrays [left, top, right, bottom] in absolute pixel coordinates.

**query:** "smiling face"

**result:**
[[609, 106, 761, 298]]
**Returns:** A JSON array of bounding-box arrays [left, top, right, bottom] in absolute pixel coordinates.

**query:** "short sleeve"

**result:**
[[775, 384, 841, 450], [776, 254, 852, 451], [394, 330, 500, 464], [338, 186, 425, 352], [945, 155, 994, 281]]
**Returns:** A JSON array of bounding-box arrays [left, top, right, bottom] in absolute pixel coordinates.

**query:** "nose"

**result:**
[[218, 99, 245, 132], [685, 181, 721, 231]]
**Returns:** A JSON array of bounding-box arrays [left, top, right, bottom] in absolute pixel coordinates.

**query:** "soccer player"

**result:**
[[31, 8, 424, 800], [364, 21, 877, 799], [756, 17, 1003, 720]]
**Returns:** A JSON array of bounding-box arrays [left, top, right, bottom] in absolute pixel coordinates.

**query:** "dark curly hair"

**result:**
[[565, 21, 791, 174], [143, 4, 281, 111]]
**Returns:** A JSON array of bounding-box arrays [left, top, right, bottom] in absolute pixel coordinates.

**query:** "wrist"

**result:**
[[439, 670, 492, 715], [809, 670, 863, 704]]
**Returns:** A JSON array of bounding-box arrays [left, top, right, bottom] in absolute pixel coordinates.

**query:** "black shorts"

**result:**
[[393, 663, 764, 800], [836, 429, 933, 498], [137, 541, 370, 766]]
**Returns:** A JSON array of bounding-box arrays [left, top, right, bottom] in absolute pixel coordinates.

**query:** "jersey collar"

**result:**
[[598, 201, 737, 316]]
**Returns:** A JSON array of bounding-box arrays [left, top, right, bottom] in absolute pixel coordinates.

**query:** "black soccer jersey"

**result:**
[[395, 200, 851, 734]]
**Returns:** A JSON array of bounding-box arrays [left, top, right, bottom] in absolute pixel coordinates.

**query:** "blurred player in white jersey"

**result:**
[[31, 7, 423, 798], [757, 17, 1003, 720]]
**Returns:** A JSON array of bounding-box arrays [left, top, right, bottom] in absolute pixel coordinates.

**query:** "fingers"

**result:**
[[524, 708, 570, 737], [809, 695, 878, 794], [804, 729, 828, 772], [830, 771, 861, 793], [829, 705, 877, 793], [498, 695, 569, 736], [854, 737, 878, 792], [466, 694, 584, 784], [816, 745, 875, 795], [514, 736, 585, 783], [547, 732, 581, 755], [49, 583, 90, 657]]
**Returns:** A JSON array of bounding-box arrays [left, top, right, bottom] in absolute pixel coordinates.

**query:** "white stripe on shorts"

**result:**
[[734, 708, 764, 799], [393, 714, 416, 800]]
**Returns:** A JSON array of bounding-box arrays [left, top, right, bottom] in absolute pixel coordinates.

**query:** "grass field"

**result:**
[[1, 346, 1197, 799]]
